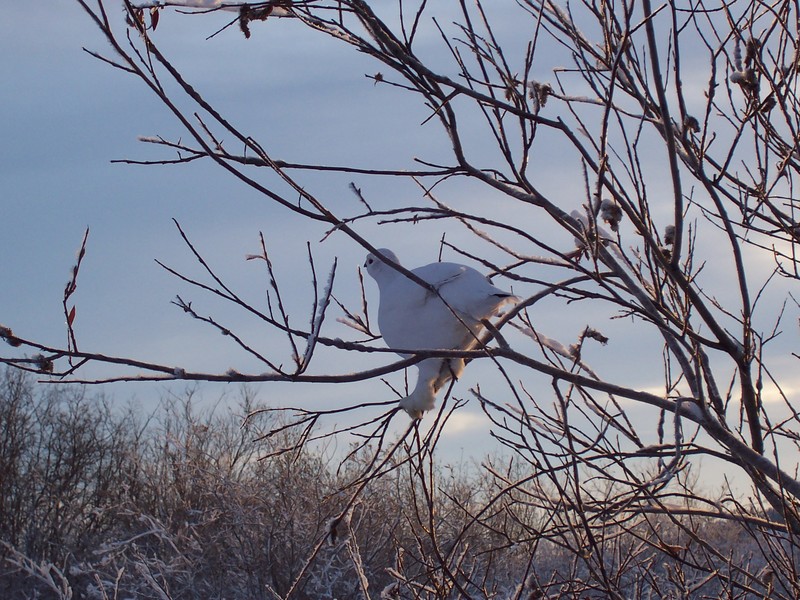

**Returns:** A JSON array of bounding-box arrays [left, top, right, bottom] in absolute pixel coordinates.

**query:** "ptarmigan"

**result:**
[[364, 248, 516, 419]]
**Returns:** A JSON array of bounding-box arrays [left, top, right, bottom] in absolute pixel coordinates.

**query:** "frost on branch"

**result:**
[[6, 0, 800, 595]]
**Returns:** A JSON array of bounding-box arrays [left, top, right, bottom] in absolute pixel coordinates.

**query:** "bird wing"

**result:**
[[377, 261, 514, 353], [412, 262, 469, 288], [418, 262, 513, 321]]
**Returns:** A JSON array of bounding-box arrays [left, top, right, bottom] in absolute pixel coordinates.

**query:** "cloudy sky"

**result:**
[[3, 1, 536, 456], [3, 2, 798, 486]]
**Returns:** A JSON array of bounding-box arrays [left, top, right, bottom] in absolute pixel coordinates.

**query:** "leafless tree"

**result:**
[[4, 0, 800, 597]]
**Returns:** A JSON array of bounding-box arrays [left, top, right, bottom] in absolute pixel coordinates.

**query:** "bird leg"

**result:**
[[434, 358, 464, 392], [400, 358, 446, 419]]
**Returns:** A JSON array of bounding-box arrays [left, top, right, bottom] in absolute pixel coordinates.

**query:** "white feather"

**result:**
[[365, 249, 515, 418]]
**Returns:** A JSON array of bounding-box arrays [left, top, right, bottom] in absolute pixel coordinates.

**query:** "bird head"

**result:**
[[364, 248, 400, 280]]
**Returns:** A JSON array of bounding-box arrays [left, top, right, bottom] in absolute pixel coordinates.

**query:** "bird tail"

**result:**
[[493, 292, 520, 312]]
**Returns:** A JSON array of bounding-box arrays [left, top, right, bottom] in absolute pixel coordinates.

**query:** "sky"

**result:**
[[2, 1, 799, 488], [2, 1, 528, 458]]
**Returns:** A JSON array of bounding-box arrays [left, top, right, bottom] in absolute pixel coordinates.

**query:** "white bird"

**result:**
[[364, 248, 516, 419]]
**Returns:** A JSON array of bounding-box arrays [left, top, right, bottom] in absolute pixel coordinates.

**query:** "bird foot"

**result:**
[[399, 392, 436, 420]]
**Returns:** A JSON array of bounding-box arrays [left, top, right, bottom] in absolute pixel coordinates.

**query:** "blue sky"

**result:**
[[2, 1, 525, 454], [3, 2, 798, 486]]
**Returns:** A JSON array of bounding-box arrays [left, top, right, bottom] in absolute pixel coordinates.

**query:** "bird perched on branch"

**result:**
[[365, 248, 516, 419]]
